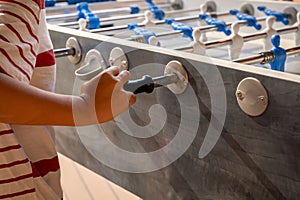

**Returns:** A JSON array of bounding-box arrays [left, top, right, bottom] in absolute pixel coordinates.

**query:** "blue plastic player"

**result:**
[[257, 6, 289, 25], [199, 14, 231, 36], [130, 6, 140, 14], [45, 0, 56, 7], [76, 3, 100, 29], [269, 34, 286, 72], [165, 18, 193, 40], [145, 0, 165, 20], [128, 24, 160, 45], [229, 9, 262, 30]]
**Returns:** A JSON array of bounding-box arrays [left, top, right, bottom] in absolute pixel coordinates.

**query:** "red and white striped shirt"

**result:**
[[0, 0, 62, 199]]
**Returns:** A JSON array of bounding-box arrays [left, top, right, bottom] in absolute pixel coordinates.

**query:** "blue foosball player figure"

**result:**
[[165, 18, 194, 40], [199, 14, 232, 36], [229, 9, 262, 30], [269, 34, 286, 72], [145, 0, 165, 20], [258, 6, 289, 25]]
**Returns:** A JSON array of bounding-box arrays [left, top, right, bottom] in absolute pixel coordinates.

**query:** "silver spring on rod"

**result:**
[[259, 51, 275, 64]]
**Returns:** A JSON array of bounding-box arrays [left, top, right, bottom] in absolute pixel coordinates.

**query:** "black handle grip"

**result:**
[[123, 75, 155, 94]]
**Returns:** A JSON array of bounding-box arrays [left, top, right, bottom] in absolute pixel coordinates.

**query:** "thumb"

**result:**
[[128, 93, 136, 105]]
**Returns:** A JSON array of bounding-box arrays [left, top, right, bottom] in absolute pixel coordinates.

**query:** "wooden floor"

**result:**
[[59, 153, 141, 200]]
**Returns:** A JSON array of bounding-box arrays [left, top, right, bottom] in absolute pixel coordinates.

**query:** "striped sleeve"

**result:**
[[0, 0, 41, 83], [0, 0, 63, 199], [35, 8, 55, 69], [0, 125, 36, 199]]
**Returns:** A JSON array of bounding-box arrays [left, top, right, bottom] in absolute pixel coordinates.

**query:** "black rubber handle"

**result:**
[[123, 75, 155, 94]]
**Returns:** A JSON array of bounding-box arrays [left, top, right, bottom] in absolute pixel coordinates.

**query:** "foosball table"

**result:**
[[47, 0, 300, 199]]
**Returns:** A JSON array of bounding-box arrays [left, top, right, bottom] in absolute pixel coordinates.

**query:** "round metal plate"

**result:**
[[240, 3, 255, 15], [109, 47, 128, 70], [236, 77, 269, 117], [66, 37, 82, 65], [206, 0, 217, 13], [170, 0, 184, 10], [284, 6, 298, 25], [164, 60, 188, 94], [75, 49, 106, 81]]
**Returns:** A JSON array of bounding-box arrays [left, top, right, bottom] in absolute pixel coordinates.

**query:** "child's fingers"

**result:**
[[117, 70, 131, 85], [106, 66, 121, 76]]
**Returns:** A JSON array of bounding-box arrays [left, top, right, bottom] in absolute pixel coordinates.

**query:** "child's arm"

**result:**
[[0, 66, 136, 126]]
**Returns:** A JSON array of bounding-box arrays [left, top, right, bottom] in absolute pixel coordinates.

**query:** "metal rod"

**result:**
[[175, 15, 200, 23], [174, 37, 232, 51], [54, 47, 75, 58], [197, 16, 266, 33], [156, 30, 183, 38], [167, 16, 268, 36], [46, 1, 123, 12], [234, 46, 300, 65], [46, 0, 148, 14], [56, 12, 146, 27], [286, 45, 300, 56], [90, 15, 200, 33], [209, 11, 231, 18], [165, 8, 200, 15], [47, 6, 139, 22], [205, 38, 232, 49], [91, 24, 130, 34], [153, 73, 178, 87], [235, 25, 297, 43], [158, 16, 266, 38], [91, 15, 200, 33], [130, 16, 268, 42], [243, 32, 266, 42], [175, 25, 299, 51], [233, 53, 274, 64], [234, 54, 266, 64], [46, 2, 172, 22], [53, 7, 199, 28], [276, 26, 298, 34]]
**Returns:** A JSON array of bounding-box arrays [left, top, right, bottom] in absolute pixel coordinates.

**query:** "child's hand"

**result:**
[[78, 66, 136, 124]]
